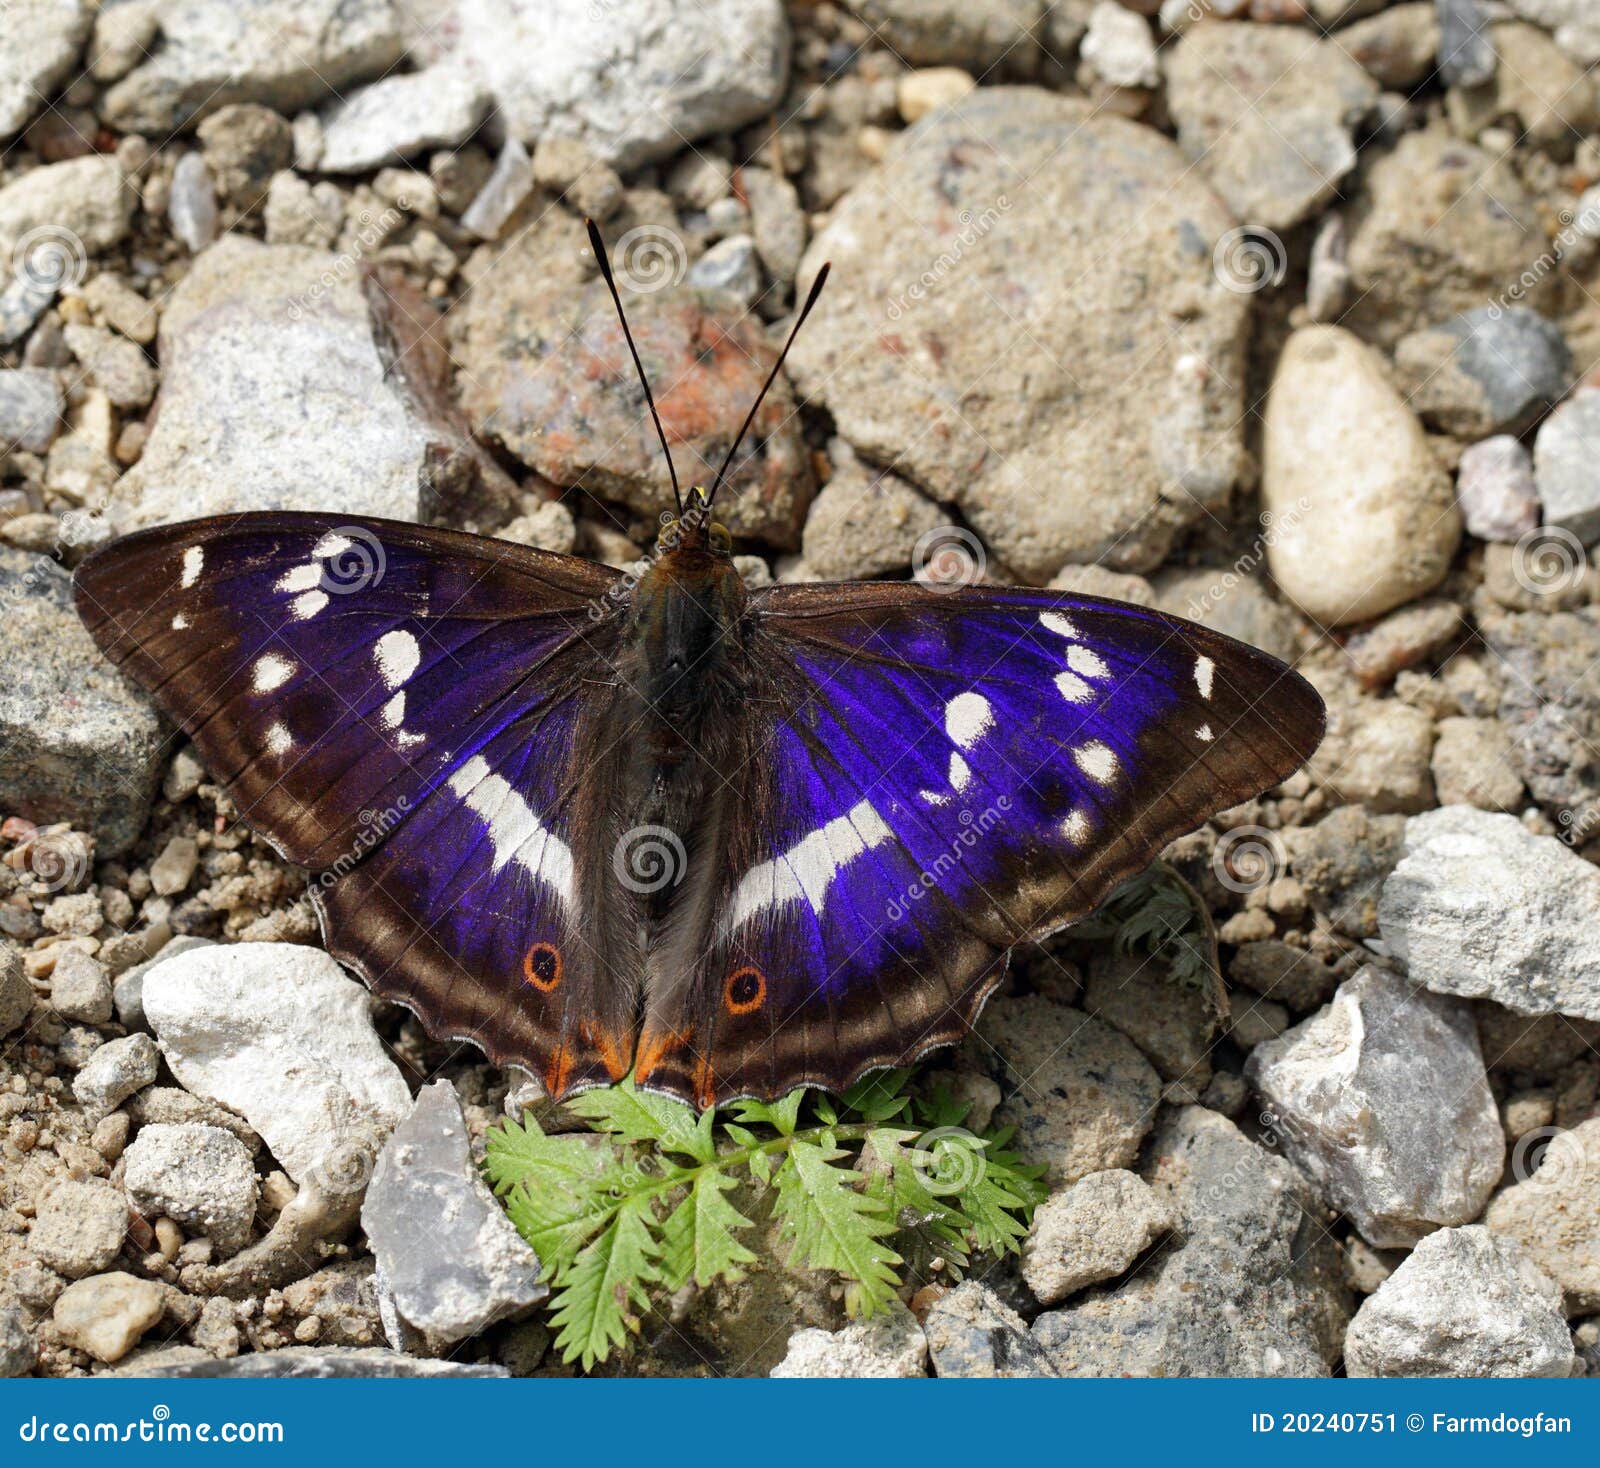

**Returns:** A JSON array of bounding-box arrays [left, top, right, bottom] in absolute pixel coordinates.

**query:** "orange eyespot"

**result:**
[[523, 942, 563, 992], [723, 965, 767, 1015]]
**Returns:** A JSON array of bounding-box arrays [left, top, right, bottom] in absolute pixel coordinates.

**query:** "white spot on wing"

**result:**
[[723, 799, 894, 935], [276, 563, 322, 593], [180, 546, 203, 588], [379, 691, 405, 730], [252, 653, 295, 693], [1074, 740, 1118, 785], [290, 590, 329, 620], [1196, 723, 1214, 742], [1195, 655, 1215, 699], [265, 722, 292, 756], [170, 614, 188, 630], [948, 751, 972, 793], [1066, 645, 1109, 680], [1060, 810, 1091, 844], [374, 629, 421, 689], [312, 532, 353, 559], [1040, 611, 1081, 639], [448, 755, 574, 905], [1055, 670, 1093, 705], [944, 692, 993, 749]]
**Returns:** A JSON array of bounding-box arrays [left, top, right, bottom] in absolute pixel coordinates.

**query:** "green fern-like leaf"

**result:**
[[547, 1194, 662, 1371], [772, 1139, 901, 1316], [659, 1169, 759, 1290]]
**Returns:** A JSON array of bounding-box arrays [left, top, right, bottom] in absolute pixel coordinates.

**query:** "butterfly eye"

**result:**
[[523, 942, 563, 992], [723, 965, 766, 1015], [709, 523, 732, 554]]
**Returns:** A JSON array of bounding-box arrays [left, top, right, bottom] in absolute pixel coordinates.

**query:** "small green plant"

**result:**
[[483, 1071, 1046, 1369]]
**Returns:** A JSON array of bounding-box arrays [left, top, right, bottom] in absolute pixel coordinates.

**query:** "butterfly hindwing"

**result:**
[[642, 583, 1323, 1105]]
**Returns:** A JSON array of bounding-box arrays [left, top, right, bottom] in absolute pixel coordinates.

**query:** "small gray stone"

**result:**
[[0, 369, 64, 453], [1167, 22, 1378, 231], [798, 452, 943, 581], [133, 1346, 507, 1377], [63, 323, 157, 410], [770, 1301, 928, 1377], [1081, 1, 1159, 87], [1534, 388, 1600, 547], [1022, 1169, 1175, 1305], [1345, 1226, 1573, 1377], [1380, 806, 1600, 1022], [318, 63, 490, 174], [196, 104, 293, 209], [1457, 435, 1539, 543], [123, 1122, 260, 1257], [28, 1179, 128, 1278], [925, 1282, 1055, 1378], [1437, 0, 1496, 86], [1155, 569, 1299, 664], [1484, 1116, 1600, 1314], [1507, 0, 1600, 65], [113, 936, 213, 1032], [72, 1032, 160, 1119], [49, 947, 113, 1025], [0, 947, 32, 1036], [1431, 716, 1524, 811], [0, 0, 92, 142], [1395, 308, 1571, 439], [460, 138, 534, 241], [686, 234, 762, 308], [0, 1307, 36, 1378], [167, 153, 219, 253], [364, 1081, 545, 1353], [52, 1272, 165, 1364], [1339, 3, 1441, 88], [1033, 1107, 1350, 1376], [1309, 694, 1436, 813], [148, 835, 199, 897], [850, 0, 1043, 68], [102, 0, 403, 134], [1246, 966, 1503, 1248], [455, 0, 789, 171], [0, 155, 134, 271], [741, 166, 806, 286]]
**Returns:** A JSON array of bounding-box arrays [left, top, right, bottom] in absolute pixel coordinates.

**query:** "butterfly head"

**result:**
[[657, 487, 732, 559]]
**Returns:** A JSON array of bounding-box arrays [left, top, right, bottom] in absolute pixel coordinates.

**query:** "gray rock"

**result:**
[[847, 0, 1041, 68], [48, 946, 113, 1025], [0, 156, 134, 279], [52, 1272, 165, 1364], [1395, 308, 1571, 439], [1263, 326, 1460, 626], [1154, 569, 1299, 664], [1167, 22, 1378, 231], [1034, 1107, 1350, 1376], [1379, 806, 1600, 1022], [453, 0, 789, 171], [0, 369, 64, 453], [966, 995, 1162, 1185], [1344, 125, 1551, 345], [1022, 1169, 1176, 1305], [741, 166, 806, 286], [0, 553, 168, 863], [1508, 0, 1600, 65], [142, 942, 412, 1191], [1437, 0, 1496, 86], [1481, 610, 1600, 836], [1246, 966, 1503, 1248], [1456, 21, 1599, 147], [1311, 696, 1436, 814], [924, 1281, 1055, 1378], [102, 0, 403, 133], [459, 138, 534, 240], [1338, 3, 1441, 88], [789, 88, 1251, 580], [123, 1122, 260, 1256], [0, 275, 57, 348], [110, 237, 498, 531], [28, 1179, 128, 1278], [363, 1081, 545, 1353], [133, 1346, 507, 1377], [1431, 716, 1524, 811], [113, 936, 214, 1032], [1082, 1, 1159, 88], [318, 63, 490, 174], [196, 104, 294, 209], [0, 0, 92, 142], [167, 153, 219, 253], [72, 1032, 161, 1120], [0, 1307, 35, 1378], [1456, 435, 1539, 543], [63, 324, 157, 411], [798, 452, 943, 581], [1082, 946, 1217, 1091], [770, 1301, 928, 1377], [0, 947, 31, 1036], [686, 234, 762, 309], [1345, 1226, 1574, 1376], [1484, 1116, 1600, 1314], [1534, 389, 1600, 547]]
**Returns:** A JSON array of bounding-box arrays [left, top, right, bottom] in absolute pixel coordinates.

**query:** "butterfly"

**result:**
[[73, 222, 1324, 1110]]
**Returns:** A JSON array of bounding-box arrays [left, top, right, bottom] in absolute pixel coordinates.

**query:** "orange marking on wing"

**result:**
[[581, 1021, 631, 1082], [692, 1055, 716, 1112], [544, 1043, 573, 1098], [723, 964, 767, 1016], [523, 942, 563, 992], [633, 1026, 692, 1085]]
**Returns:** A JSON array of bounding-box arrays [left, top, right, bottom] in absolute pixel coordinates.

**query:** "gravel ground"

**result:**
[[1, 0, 1599, 1379]]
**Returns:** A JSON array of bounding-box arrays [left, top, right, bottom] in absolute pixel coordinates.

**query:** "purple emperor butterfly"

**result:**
[[74, 223, 1323, 1109]]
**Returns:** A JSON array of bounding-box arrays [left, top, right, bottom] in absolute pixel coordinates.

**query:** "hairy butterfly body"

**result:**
[[72, 227, 1325, 1109]]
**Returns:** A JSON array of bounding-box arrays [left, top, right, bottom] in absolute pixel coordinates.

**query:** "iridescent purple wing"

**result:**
[[639, 583, 1323, 1106], [74, 512, 639, 1091]]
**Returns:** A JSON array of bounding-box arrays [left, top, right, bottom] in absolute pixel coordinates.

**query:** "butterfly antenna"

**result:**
[[707, 262, 830, 510], [587, 218, 682, 517]]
